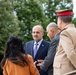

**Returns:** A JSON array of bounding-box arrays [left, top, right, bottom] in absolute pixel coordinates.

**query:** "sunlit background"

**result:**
[[73, 0, 76, 18]]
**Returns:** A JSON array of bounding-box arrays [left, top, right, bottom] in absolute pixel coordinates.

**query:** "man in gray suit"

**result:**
[[37, 22, 60, 75]]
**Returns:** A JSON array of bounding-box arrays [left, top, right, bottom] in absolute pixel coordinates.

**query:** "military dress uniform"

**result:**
[[53, 9, 76, 75]]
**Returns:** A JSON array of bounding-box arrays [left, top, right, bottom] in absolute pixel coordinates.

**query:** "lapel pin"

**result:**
[[42, 45, 44, 47]]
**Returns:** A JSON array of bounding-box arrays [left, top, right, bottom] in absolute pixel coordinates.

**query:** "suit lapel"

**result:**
[[30, 41, 34, 58]]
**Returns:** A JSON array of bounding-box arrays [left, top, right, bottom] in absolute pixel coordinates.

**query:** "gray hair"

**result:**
[[32, 25, 44, 32], [47, 22, 59, 30]]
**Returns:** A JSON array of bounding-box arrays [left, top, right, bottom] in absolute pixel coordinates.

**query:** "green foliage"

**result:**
[[73, 18, 76, 27], [0, 0, 74, 54], [42, 0, 73, 23], [0, 0, 20, 54], [13, 0, 49, 42]]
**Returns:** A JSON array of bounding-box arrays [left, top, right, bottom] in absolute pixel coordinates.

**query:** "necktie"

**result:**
[[34, 43, 38, 58]]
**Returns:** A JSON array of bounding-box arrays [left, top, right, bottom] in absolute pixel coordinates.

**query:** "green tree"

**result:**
[[73, 18, 76, 27], [41, 0, 73, 23], [13, 0, 73, 42], [0, 0, 20, 54], [13, 0, 50, 42]]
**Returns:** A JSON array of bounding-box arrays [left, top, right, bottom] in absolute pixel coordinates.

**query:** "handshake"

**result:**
[[34, 60, 44, 69]]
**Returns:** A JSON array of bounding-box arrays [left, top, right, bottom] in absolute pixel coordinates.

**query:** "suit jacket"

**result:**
[[24, 40, 50, 75], [41, 32, 60, 75], [3, 54, 39, 75], [54, 24, 76, 75]]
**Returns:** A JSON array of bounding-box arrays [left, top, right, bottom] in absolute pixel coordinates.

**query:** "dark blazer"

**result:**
[[41, 32, 60, 75], [24, 40, 50, 75]]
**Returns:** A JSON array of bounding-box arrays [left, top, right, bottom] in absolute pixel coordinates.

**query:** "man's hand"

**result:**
[[37, 63, 42, 69], [37, 60, 44, 69], [34, 61, 37, 64], [37, 60, 43, 63]]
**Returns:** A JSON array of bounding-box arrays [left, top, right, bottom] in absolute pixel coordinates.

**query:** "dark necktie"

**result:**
[[34, 43, 38, 58]]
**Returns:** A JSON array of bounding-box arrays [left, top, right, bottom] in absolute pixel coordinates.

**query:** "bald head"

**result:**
[[47, 22, 59, 30], [46, 22, 60, 40], [32, 25, 44, 42], [32, 25, 44, 32]]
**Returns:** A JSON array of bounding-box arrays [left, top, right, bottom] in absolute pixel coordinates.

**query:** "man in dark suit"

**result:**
[[37, 22, 60, 75], [24, 25, 50, 75]]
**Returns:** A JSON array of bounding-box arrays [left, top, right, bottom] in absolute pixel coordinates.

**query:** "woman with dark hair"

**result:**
[[1, 36, 39, 75]]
